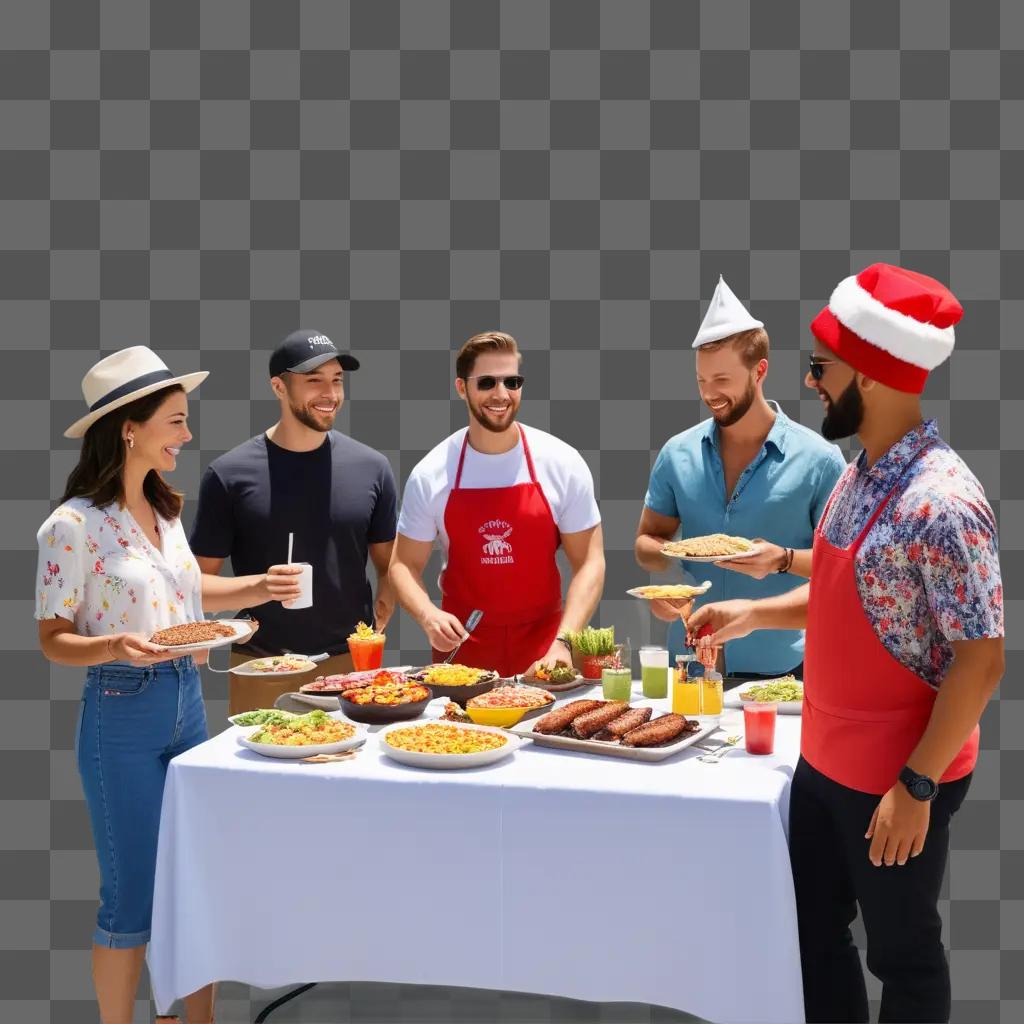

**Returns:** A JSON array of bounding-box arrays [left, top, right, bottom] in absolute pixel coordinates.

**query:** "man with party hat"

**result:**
[[635, 276, 845, 679], [688, 264, 1004, 1022]]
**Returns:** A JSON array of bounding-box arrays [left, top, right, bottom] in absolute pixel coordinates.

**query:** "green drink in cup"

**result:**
[[639, 645, 669, 699], [601, 667, 632, 701]]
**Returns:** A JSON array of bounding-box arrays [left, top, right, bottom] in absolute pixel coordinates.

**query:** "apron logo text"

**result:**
[[479, 520, 514, 564]]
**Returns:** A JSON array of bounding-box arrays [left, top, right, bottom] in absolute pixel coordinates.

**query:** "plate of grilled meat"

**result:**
[[147, 618, 251, 653], [509, 698, 716, 762]]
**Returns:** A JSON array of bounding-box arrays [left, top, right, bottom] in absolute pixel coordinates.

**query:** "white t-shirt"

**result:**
[[397, 425, 601, 556]]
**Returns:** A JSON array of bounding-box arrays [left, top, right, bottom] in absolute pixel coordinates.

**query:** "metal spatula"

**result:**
[[441, 609, 484, 664]]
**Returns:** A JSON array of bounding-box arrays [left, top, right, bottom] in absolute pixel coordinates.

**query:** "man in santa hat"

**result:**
[[635, 276, 846, 679], [688, 264, 1005, 1023]]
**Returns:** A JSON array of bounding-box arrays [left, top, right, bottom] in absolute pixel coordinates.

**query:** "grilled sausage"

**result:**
[[572, 701, 631, 739], [603, 706, 653, 738], [620, 713, 690, 747], [532, 699, 604, 735]]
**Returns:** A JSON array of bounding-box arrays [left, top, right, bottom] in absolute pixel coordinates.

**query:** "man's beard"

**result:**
[[709, 377, 756, 428], [289, 398, 336, 433], [821, 378, 864, 441], [468, 394, 518, 434]]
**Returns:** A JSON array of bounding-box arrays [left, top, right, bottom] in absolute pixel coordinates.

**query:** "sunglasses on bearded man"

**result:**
[[463, 374, 525, 391]]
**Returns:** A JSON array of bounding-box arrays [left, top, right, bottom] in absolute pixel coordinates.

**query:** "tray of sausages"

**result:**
[[508, 698, 717, 762]]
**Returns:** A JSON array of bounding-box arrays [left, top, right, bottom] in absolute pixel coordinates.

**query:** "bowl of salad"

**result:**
[[236, 709, 367, 759], [335, 670, 434, 724]]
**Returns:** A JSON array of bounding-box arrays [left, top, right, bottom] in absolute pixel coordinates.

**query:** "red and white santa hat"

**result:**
[[810, 263, 962, 394]]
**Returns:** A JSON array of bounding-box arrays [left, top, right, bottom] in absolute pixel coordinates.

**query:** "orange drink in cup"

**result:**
[[347, 621, 385, 671]]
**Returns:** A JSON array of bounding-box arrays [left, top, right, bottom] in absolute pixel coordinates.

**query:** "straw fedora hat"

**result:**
[[64, 346, 208, 439]]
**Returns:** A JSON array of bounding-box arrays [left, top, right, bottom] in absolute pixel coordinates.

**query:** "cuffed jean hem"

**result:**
[[93, 924, 150, 949]]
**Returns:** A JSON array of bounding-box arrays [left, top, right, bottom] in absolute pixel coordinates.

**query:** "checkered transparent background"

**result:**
[[1, 1, 1022, 1021]]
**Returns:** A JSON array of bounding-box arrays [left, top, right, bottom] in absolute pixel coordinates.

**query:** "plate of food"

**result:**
[[521, 662, 590, 692], [462, 683, 554, 727], [230, 654, 318, 676], [299, 668, 405, 695], [236, 709, 367, 759], [380, 721, 521, 770], [509, 699, 715, 762], [660, 534, 758, 563], [335, 670, 434, 724], [723, 675, 803, 715], [626, 582, 712, 601], [405, 663, 501, 706], [148, 618, 251, 653]]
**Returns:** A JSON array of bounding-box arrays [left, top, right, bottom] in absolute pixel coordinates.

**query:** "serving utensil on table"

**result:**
[[441, 609, 484, 664], [696, 735, 741, 763]]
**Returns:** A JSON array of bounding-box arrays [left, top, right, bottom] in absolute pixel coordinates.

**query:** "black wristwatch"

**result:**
[[899, 765, 939, 802]]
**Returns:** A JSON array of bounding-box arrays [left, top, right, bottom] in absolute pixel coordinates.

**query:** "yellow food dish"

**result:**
[[247, 711, 356, 747], [630, 584, 708, 600], [661, 533, 754, 558], [422, 664, 489, 687], [464, 705, 529, 728], [384, 723, 507, 755]]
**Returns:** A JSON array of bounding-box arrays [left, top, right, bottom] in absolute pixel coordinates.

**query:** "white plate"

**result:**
[[150, 618, 251, 654], [379, 721, 521, 770], [661, 549, 759, 564], [236, 711, 368, 759], [229, 655, 317, 677], [510, 712, 717, 762], [626, 580, 712, 600], [723, 678, 803, 715]]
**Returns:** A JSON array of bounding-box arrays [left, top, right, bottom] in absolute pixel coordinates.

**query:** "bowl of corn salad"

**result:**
[[380, 721, 520, 769]]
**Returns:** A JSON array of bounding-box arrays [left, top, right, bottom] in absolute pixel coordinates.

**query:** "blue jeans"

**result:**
[[77, 657, 208, 948]]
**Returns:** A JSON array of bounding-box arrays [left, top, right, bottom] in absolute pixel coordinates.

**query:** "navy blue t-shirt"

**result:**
[[189, 432, 397, 657]]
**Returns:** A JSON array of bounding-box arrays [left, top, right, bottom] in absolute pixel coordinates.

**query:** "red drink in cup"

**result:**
[[348, 622, 385, 671], [743, 701, 777, 755]]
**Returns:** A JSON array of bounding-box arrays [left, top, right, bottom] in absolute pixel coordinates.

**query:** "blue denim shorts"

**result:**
[[77, 657, 208, 948]]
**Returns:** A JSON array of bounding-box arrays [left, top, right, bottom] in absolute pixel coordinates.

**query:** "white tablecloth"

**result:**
[[149, 689, 804, 1023]]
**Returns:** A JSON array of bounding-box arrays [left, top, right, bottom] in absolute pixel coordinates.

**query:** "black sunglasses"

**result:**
[[464, 374, 525, 391], [808, 357, 835, 382]]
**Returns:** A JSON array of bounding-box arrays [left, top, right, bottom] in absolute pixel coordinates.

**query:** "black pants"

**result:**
[[789, 757, 971, 1023]]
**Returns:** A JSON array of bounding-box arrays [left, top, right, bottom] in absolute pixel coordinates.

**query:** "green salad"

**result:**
[[742, 677, 803, 703], [231, 708, 298, 726]]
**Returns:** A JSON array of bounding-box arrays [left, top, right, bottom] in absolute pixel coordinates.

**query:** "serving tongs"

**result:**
[[441, 609, 484, 664]]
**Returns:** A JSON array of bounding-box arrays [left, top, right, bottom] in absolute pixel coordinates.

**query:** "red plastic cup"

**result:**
[[743, 701, 777, 755]]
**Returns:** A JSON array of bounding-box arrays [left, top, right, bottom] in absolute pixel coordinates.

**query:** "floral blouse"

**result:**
[[35, 497, 203, 637], [819, 420, 1003, 688]]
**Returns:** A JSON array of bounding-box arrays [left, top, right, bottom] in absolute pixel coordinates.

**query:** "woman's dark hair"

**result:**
[[61, 384, 186, 520]]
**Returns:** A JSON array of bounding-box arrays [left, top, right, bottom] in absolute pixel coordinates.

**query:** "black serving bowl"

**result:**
[[336, 686, 434, 724], [405, 666, 502, 708]]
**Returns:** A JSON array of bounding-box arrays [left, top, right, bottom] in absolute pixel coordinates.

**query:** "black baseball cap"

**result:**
[[269, 330, 360, 377]]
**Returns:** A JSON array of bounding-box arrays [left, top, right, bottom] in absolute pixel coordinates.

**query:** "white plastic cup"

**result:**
[[286, 562, 313, 609]]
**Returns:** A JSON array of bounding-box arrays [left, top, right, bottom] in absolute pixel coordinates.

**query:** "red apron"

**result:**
[[435, 426, 563, 677], [802, 443, 979, 795]]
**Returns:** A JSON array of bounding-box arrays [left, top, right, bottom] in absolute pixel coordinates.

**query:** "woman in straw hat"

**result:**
[[35, 347, 302, 1024]]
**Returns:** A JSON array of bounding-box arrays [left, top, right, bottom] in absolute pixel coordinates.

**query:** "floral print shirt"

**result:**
[[819, 420, 1003, 688], [35, 498, 204, 637]]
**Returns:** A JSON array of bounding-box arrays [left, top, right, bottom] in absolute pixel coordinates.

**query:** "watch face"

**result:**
[[912, 777, 936, 800]]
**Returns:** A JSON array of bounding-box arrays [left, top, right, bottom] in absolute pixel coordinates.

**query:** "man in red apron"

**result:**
[[390, 332, 605, 677], [688, 265, 1004, 1023]]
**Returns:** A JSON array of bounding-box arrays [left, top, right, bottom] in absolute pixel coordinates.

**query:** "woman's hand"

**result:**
[[259, 564, 305, 606], [107, 632, 179, 666]]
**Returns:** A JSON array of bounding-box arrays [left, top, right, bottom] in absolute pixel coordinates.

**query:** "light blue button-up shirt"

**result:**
[[644, 402, 847, 675]]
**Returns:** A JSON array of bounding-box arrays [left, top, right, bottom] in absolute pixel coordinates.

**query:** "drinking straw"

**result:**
[[287, 532, 294, 565]]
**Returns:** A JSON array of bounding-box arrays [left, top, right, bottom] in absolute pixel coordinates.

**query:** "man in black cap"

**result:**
[[190, 331, 398, 713]]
